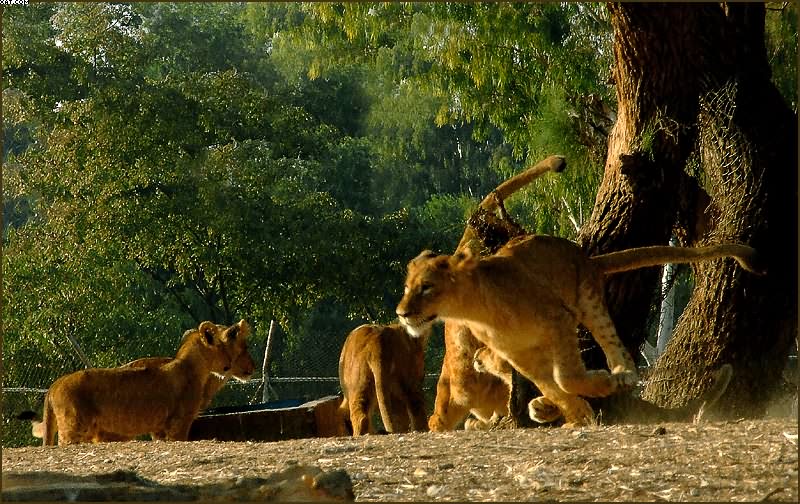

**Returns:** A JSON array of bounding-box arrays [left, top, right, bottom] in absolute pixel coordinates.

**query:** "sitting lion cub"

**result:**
[[427, 322, 510, 432], [338, 323, 429, 435], [396, 234, 761, 427], [37, 320, 253, 445]]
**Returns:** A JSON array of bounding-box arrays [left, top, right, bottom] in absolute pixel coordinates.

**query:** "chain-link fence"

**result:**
[[2, 323, 444, 448]]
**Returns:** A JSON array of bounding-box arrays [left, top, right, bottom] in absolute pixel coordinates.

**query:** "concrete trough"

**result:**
[[188, 395, 343, 442]]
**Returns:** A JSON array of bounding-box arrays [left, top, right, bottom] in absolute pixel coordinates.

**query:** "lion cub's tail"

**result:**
[[35, 391, 57, 445], [591, 244, 764, 275]]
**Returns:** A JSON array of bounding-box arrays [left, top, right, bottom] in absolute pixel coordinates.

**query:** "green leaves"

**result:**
[[1, 2, 620, 415]]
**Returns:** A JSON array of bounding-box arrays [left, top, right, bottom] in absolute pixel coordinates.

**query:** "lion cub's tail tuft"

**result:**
[[15, 410, 38, 421]]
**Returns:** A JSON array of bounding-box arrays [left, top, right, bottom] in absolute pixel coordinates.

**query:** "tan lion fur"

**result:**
[[427, 323, 510, 431], [338, 323, 429, 435], [396, 234, 760, 427], [122, 324, 256, 411], [472, 342, 736, 425], [38, 320, 253, 445], [29, 325, 256, 442], [428, 155, 566, 432]]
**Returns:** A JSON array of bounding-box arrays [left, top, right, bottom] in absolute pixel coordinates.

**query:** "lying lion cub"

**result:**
[[396, 234, 761, 427], [338, 323, 429, 435], [36, 320, 253, 445]]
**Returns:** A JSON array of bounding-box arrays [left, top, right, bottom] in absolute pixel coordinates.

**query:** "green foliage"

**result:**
[[764, 2, 798, 112], [2, 2, 620, 447], [1, 1, 489, 414], [275, 2, 612, 235]]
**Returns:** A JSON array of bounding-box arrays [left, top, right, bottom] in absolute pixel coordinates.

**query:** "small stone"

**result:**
[[426, 485, 444, 496]]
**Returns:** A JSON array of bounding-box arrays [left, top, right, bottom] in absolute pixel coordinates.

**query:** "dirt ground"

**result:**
[[2, 418, 797, 502]]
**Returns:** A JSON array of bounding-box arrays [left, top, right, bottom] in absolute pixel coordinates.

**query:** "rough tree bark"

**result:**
[[446, 4, 795, 425], [526, 3, 795, 420], [575, 4, 711, 373], [642, 3, 797, 416], [508, 7, 713, 423]]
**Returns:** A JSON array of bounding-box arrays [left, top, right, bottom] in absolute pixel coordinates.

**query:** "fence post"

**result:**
[[262, 320, 277, 403], [656, 235, 678, 357], [65, 333, 93, 369]]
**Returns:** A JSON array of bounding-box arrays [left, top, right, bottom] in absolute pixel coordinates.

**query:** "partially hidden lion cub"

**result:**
[[338, 323, 429, 435], [396, 234, 762, 427], [427, 322, 510, 431], [36, 320, 253, 445]]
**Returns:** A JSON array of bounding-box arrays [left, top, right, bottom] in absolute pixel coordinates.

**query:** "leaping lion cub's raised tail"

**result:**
[[591, 243, 765, 275]]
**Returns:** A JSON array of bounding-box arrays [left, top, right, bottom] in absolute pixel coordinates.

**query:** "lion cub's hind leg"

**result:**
[[529, 375, 595, 427], [348, 387, 376, 436], [550, 326, 630, 399], [55, 406, 96, 445], [337, 398, 353, 436], [576, 280, 638, 388], [528, 396, 562, 424], [58, 419, 95, 445]]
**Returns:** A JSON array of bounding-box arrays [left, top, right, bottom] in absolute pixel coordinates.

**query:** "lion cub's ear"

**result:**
[[237, 319, 251, 338], [410, 250, 438, 265], [198, 321, 218, 345], [451, 245, 479, 270]]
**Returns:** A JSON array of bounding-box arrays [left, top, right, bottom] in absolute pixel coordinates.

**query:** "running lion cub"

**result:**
[[37, 320, 253, 445], [338, 323, 429, 435], [396, 234, 762, 427]]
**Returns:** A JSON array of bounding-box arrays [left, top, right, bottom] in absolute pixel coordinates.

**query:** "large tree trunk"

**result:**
[[642, 4, 798, 416], [508, 5, 730, 424], [489, 4, 795, 425], [576, 4, 711, 370]]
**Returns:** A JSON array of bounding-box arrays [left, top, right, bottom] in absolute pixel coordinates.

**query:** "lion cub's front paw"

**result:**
[[464, 417, 490, 431], [611, 369, 639, 390], [528, 396, 562, 423]]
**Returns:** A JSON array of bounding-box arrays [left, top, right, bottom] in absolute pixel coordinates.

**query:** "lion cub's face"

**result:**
[[396, 248, 477, 336], [218, 320, 256, 381], [196, 319, 256, 380]]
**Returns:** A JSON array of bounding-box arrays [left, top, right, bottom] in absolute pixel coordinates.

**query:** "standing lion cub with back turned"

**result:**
[[338, 323, 429, 435], [396, 234, 762, 427]]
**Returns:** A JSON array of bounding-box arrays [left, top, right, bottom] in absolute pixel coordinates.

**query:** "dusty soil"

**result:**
[[3, 418, 797, 502]]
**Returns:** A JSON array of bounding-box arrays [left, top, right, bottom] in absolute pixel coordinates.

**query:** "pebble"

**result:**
[[426, 485, 445, 496]]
